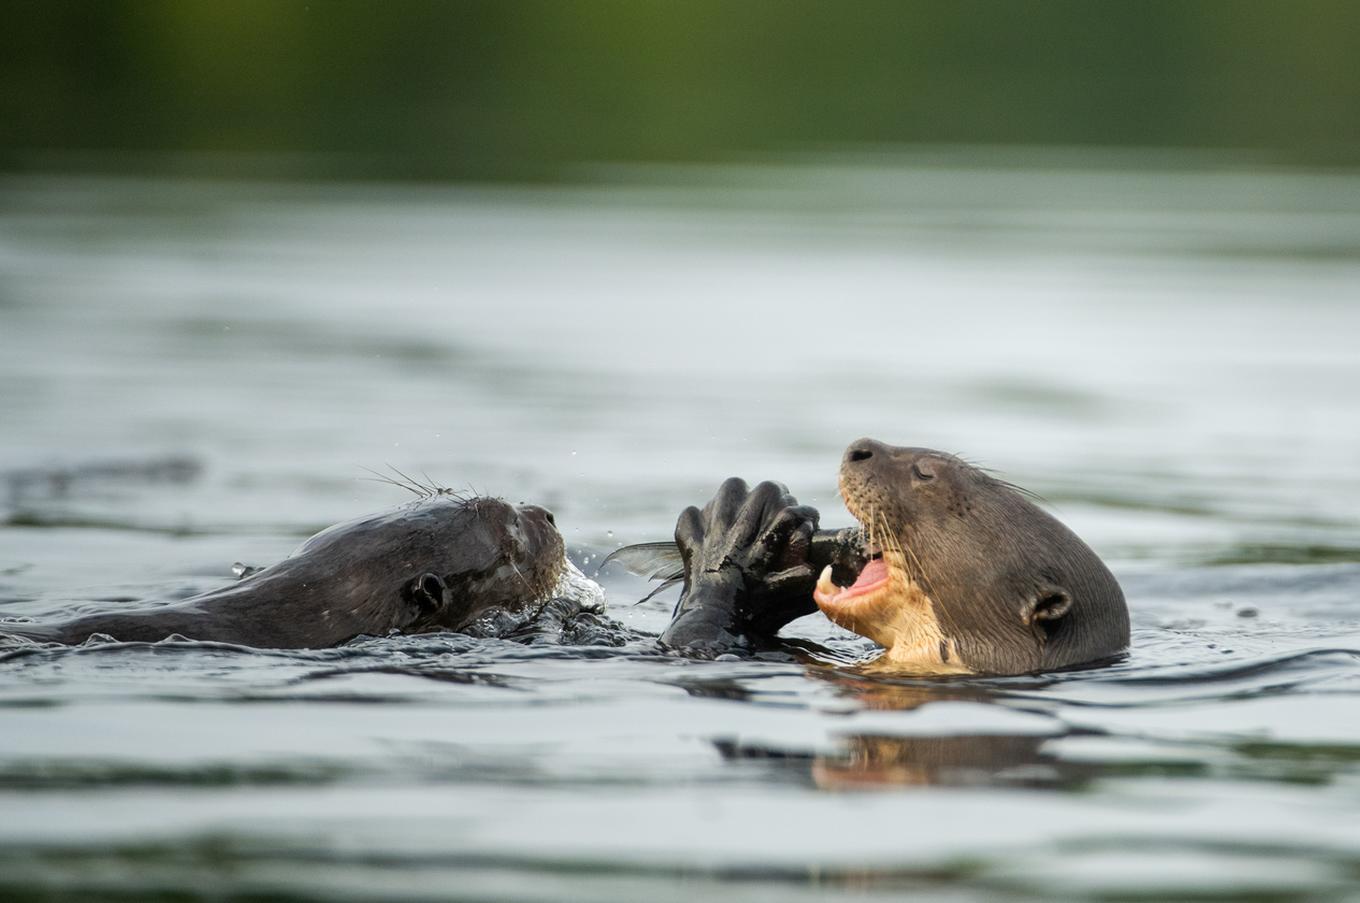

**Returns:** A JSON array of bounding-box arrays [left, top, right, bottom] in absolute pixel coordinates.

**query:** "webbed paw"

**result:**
[[674, 478, 821, 634]]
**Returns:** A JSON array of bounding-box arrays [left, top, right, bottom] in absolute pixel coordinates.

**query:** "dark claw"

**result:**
[[731, 480, 791, 545], [765, 564, 816, 595], [674, 505, 706, 562], [780, 519, 816, 570], [762, 504, 816, 542], [708, 477, 751, 525], [748, 479, 790, 508]]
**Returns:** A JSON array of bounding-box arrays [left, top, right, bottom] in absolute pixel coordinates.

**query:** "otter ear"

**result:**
[[407, 572, 449, 614], [1022, 587, 1072, 627]]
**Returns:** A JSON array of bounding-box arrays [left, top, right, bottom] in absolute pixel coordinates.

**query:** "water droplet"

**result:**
[[606, 530, 614, 538]]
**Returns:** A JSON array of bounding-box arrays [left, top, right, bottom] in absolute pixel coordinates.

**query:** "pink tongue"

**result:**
[[850, 558, 888, 590]]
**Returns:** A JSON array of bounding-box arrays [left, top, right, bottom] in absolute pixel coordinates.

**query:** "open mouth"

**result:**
[[813, 537, 891, 611], [811, 480, 963, 671], [812, 483, 913, 632]]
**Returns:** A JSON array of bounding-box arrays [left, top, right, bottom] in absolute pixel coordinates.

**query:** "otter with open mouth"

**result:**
[[812, 438, 1129, 674], [610, 439, 1129, 675]]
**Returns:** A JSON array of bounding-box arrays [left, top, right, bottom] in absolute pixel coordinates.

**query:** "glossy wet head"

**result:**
[[424, 496, 565, 628], [815, 438, 1128, 674], [290, 493, 565, 632]]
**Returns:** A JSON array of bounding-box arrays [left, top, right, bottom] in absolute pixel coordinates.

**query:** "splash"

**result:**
[[548, 557, 608, 614]]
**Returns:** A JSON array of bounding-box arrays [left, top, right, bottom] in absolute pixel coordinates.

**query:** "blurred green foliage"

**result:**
[[3, 0, 1359, 179]]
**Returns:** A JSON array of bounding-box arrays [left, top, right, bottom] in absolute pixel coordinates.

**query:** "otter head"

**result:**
[[413, 496, 566, 631], [290, 493, 565, 635], [813, 438, 1128, 675]]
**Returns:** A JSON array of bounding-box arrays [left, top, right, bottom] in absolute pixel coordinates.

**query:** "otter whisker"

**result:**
[[359, 476, 416, 495], [418, 469, 459, 497], [903, 533, 933, 592], [875, 509, 908, 583], [387, 465, 434, 499], [875, 508, 920, 589], [993, 477, 1049, 504], [465, 486, 490, 521], [382, 466, 428, 497], [359, 466, 426, 498], [507, 556, 531, 592], [975, 466, 1049, 504]]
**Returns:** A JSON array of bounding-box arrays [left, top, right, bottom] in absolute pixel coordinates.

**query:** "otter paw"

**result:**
[[674, 477, 820, 634]]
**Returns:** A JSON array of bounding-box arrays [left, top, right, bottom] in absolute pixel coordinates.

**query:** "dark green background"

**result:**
[[4, 0, 1359, 180]]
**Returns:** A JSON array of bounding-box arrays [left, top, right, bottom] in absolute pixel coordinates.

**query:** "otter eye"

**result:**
[[911, 463, 935, 482]]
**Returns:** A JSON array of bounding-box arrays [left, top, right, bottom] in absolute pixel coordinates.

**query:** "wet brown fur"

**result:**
[[7, 495, 564, 649], [828, 439, 1129, 675]]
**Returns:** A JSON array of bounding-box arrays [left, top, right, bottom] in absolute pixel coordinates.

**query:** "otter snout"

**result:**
[[840, 438, 899, 503], [518, 504, 556, 527], [514, 503, 564, 562], [843, 437, 889, 468], [842, 438, 945, 488], [839, 437, 890, 521]]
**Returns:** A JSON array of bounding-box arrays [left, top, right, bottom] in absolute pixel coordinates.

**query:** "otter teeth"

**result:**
[[816, 565, 839, 599]]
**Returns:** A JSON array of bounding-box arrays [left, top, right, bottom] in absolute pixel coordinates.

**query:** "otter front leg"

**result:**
[[659, 478, 820, 656]]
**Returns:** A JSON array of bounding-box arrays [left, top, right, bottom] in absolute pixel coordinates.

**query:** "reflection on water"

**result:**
[[714, 674, 1067, 791], [2, 160, 1360, 900]]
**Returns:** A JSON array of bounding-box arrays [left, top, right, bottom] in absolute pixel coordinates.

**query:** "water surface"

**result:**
[[2, 162, 1360, 900]]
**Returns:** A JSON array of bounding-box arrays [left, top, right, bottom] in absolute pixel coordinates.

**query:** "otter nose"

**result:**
[[519, 504, 555, 526], [843, 438, 884, 467]]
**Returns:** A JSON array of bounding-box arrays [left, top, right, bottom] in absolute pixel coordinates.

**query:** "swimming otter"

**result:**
[[3, 494, 565, 648], [611, 441, 1128, 674], [1, 479, 804, 653], [813, 438, 1129, 674]]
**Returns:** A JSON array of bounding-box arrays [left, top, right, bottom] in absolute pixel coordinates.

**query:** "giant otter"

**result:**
[[3, 493, 566, 648], [614, 439, 1129, 675], [812, 438, 1129, 674]]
